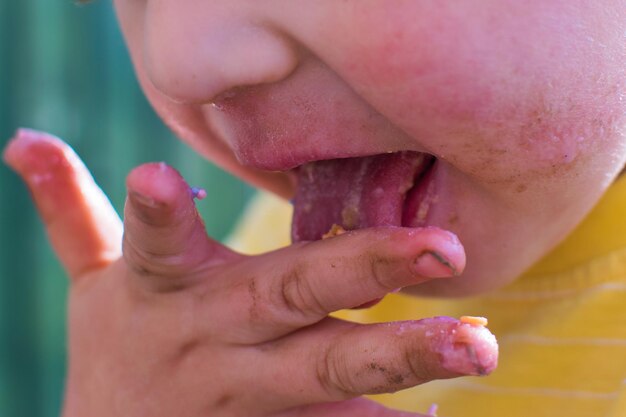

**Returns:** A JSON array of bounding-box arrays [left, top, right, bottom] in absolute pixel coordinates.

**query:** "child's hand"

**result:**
[[3, 129, 497, 417]]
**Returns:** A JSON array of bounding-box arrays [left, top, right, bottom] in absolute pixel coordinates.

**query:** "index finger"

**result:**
[[209, 226, 465, 344]]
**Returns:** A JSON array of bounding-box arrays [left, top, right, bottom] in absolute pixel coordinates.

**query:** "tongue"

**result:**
[[291, 152, 431, 242]]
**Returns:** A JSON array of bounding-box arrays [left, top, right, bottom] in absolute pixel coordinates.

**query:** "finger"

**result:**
[[211, 227, 465, 343], [278, 397, 430, 417], [2, 129, 122, 280], [258, 317, 497, 410], [122, 162, 238, 291]]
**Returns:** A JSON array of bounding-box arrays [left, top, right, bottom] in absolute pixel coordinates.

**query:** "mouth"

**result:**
[[291, 151, 437, 242]]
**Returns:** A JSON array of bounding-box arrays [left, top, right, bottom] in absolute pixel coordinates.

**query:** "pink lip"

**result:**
[[203, 69, 429, 173], [207, 100, 409, 171]]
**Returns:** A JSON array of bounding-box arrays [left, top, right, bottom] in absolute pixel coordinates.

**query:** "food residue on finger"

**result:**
[[190, 186, 207, 200], [322, 223, 346, 239], [417, 317, 499, 376], [460, 316, 488, 326]]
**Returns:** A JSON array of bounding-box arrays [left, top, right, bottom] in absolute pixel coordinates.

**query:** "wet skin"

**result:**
[[114, 0, 626, 296]]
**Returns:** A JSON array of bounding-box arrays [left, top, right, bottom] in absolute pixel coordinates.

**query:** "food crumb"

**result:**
[[190, 186, 207, 200], [322, 224, 346, 239], [460, 316, 488, 326]]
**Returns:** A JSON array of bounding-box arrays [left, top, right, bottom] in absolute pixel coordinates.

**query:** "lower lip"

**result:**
[[402, 158, 438, 227]]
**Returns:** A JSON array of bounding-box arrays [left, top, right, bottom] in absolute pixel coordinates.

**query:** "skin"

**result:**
[[3, 1, 625, 416], [114, 0, 626, 295], [4, 130, 492, 417]]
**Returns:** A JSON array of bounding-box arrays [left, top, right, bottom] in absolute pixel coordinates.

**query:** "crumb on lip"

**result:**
[[322, 223, 347, 239], [460, 316, 488, 326]]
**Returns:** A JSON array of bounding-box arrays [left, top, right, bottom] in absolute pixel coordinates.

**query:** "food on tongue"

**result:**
[[460, 316, 489, 327], [292, 151, 433, 242], [322, 223, 346, 239]]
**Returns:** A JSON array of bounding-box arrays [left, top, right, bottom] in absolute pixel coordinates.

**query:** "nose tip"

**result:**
[[143, 2, 299, 104]]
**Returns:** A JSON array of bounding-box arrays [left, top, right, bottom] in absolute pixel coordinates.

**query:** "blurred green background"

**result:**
[[0, 1, 254, 416]]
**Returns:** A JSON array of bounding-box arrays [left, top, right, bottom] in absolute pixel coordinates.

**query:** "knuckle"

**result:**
[[315, 340, 356, 399], [367, 255, 398, 292], [123, 235, 183, 273], [127, 260, 152, 277], [403, 341, 437, 384], [123, 237, 154, 276], [122, 237, 192, 291], [274, 264, 328, 319]]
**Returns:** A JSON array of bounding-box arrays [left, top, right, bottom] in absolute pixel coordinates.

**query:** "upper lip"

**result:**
[[202, 67, 432, 172], [204, 101, 430, 172], [245, 148, 422, 172]]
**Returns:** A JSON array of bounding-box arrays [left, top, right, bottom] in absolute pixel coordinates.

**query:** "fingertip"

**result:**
[[413, 251, 458, 278], [125, 163, 195, 231], [3, 130, 97, 204], [2, 128, 123, 280], [2, 132, 19, 168], [418, 317, 499, 377], [3, 128, 66, 174], [410, 226, 466, 277], [452, 320, 499, 376], [122, 163, 233, 286], [126, 162, 193, 207], [363, 226, 466, 279]]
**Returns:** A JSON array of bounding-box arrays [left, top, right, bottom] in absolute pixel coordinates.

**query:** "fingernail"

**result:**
[[434, 324, 498, 376], [129, 190, 159, 208], [413, 251, 457, 278], [439, 342, 491, 376], [3, 128, 40, 167]]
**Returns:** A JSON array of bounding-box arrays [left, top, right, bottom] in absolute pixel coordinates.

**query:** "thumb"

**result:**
[[2, 129, 123, 280], [123, 162, 238, 291]]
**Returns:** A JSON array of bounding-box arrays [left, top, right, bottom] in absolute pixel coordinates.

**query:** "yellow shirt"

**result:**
[[228, 176, 626, 417]]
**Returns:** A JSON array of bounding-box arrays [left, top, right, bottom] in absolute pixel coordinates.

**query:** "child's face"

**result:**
[[114, 1, 626, 296]]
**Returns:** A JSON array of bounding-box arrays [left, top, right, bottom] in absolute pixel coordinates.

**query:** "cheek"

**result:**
[[337, 3, 494, 123], [333, 2, 625, 186]]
